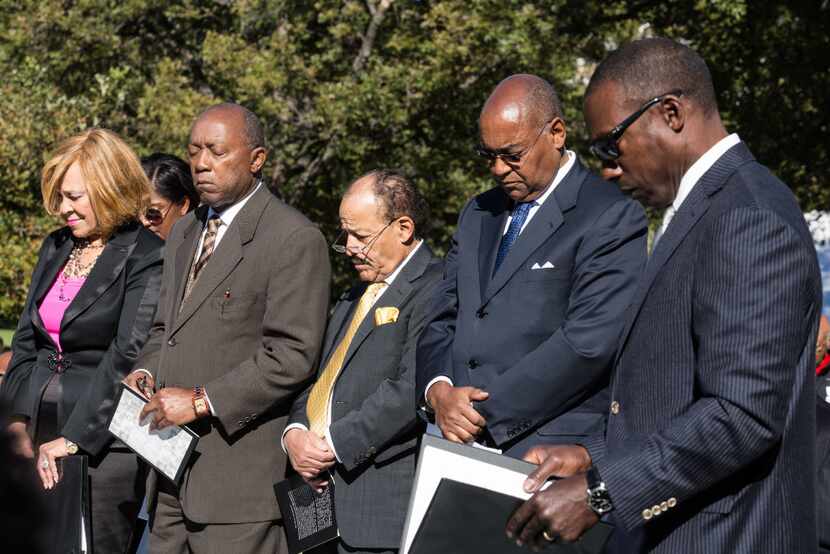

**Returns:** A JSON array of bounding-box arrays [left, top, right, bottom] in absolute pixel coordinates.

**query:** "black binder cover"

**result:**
[[275, 473, 339, 554], [410, 478, 613, 554], [41, 455, 91, 554]]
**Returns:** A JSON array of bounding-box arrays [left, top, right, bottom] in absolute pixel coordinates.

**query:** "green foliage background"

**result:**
[[1, 0, 827, 325]]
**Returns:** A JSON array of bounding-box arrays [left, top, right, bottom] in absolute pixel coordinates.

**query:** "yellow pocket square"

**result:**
[[374, 307, 399, 326]]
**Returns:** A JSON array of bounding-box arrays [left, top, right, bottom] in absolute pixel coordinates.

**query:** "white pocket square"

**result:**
[[531, 261, 556, 270]]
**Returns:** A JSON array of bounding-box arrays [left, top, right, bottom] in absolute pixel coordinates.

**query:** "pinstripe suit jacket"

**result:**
[[585, 142, 821, 553]]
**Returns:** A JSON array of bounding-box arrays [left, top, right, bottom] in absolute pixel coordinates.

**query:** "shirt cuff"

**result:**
[[281, 423, 309, 453], [203, 389, 217, 416], [133, 368, 154, 379], [425, 376, 454, 410]]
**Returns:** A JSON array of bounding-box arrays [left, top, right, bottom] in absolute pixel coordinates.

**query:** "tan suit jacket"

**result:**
[[135, 185, 330, 523]]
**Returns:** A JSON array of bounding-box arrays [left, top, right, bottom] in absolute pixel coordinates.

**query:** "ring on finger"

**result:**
[[41, 458, 50, 469], [542, 530, 558, 542]]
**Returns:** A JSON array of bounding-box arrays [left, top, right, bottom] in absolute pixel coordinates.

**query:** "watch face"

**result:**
[[589, 490, 613, 514]]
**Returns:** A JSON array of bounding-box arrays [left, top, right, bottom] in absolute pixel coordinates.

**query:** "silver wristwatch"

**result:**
[[586, 466, 613, 515]]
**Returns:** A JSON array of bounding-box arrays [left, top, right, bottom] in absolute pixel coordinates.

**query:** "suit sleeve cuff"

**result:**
[[203, 389, 217, 416], [425, 376, 453, 410], [281, 423, 309, 453]]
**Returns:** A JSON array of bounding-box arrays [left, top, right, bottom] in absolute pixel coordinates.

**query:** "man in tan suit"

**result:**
[[124, 103, 331, 553]]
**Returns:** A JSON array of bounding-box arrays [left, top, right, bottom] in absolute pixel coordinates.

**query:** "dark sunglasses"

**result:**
[[475, 121, 550, 167], [144, 205, 172, 225], [589, 90, 683, 162]]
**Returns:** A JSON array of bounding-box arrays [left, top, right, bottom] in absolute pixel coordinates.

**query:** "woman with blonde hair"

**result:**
[[1, 128, 163, 553]]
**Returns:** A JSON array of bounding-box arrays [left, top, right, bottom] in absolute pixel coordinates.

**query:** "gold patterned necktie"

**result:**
[[306, 282, 387, 436], [182, 214, 222, 307]]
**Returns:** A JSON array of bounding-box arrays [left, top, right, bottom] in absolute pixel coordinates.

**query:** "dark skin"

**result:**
[[507, 80, 732, 548], [123, 105, 267, 430], [427, 75, 569, 443]]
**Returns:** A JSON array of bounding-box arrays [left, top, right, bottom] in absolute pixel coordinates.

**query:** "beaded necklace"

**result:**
[[58, 238, 105, 302]]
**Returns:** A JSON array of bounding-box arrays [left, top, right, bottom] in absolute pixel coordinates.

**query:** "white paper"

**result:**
[[108, 387, 195, 482], [401, 443, 533, 554]]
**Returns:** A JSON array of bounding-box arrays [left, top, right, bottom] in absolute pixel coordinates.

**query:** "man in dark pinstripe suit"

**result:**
[[506, 38, 822, 553]]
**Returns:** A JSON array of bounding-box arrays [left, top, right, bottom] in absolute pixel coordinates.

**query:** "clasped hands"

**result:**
[[123, 370, 208, 430], [284, 428, 335, 491], [426, 381, 489, 443]]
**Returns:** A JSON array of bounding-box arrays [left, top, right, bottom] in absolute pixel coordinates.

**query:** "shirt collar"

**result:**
[[384, 240, 423, 286], [672, 134, 740, 212], [207, 181, 262, 227], [531, 149, 576, 208]]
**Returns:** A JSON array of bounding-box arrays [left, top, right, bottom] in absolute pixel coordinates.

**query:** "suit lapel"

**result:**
[[337, 244, 434, 375], [172, 186, 270, 333], [318, 292, 358, 372], [476, 203, 508, 302], [171, 207, 208, 320], [614, 142, 756, 364], [482, 158, 586, 303], [61, 225, 139, 331]]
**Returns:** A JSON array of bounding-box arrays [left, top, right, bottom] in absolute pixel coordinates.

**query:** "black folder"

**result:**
[[410, 478, 612, 554], [41, 455, 91, 554], [275, 473, 339, 554]]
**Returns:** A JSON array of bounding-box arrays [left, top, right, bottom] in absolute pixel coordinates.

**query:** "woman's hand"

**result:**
[[37, 437, 72, 490], [7, 420, 34, 459]]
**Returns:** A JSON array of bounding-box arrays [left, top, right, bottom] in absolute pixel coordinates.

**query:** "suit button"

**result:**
[[167, 338, 177, 347], [368, 446, 376, 456], [476, 308, 488, 319], [642, 508, 653, 520], [651, 504, 662, 516], [667, 497, 677, 508], [468, 359, 479, 369], [660, 501, 668, 511], [610, 401, 620, 415]]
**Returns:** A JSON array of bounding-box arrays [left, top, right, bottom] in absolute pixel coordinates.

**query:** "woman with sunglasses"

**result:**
[[140, 153, 199, 240], [1, 128, 163, 553]]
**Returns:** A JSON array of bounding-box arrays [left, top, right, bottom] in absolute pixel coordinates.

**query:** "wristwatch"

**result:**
[[586, 466, 614, 515], [64, 439, 79, 455], [192, 386, 210, 418]]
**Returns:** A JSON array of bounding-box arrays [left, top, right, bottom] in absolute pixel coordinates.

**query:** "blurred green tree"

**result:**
[[0, 0, 826, 325]]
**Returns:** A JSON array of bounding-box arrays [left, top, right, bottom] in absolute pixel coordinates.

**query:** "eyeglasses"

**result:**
[[331, 219, 395, 257], [589, 90, 683, 162], [475, 121, 550, 167], [143, 204, 173, 226]]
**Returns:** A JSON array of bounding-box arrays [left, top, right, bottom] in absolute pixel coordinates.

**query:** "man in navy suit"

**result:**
[[416, 74, 647, 457], [507, 38, 822, 553]]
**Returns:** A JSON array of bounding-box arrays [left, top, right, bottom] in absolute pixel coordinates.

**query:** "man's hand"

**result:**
[[284, 428, 336, 490], [522, 444, 592, 492], [123, 370, 156, 400], [427, 381, 489, 443], [7, 420, 34, 459], [140, 387, 202, 430], [506, 472, 599, 549], [37, 437, 71, 490]]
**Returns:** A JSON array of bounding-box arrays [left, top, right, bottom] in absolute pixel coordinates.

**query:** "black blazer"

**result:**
[[416, 158, 647, 456], [1, 222, 163, 456], [289, 244, 443, 549], [586, 142, 821, 553]]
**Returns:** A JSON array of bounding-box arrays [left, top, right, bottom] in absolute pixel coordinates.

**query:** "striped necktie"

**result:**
[[306, 282, 387, 436], [493, 202, 533, 275], [181, 214, 222, 306]]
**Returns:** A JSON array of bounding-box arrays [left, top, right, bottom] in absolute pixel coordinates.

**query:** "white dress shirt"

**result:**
[[654, 134, 741, 244], [281, 240, 424, 461]]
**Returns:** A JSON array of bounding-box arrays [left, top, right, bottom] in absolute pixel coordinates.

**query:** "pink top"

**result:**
[[38, 273, 86, 352]]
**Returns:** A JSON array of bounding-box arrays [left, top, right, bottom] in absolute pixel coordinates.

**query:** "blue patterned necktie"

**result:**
[[493, 201, 533, 275]]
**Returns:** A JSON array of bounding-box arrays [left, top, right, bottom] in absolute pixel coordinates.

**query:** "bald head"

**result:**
[[480, 74, 563, 130], [194, 103, 266, 150]]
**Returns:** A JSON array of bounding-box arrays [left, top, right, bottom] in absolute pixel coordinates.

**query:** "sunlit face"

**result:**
[[584, 81, 675, 209], [478, 106, 565, 204], [139, 189, 190, 241], [338, 187, 413, 283], [188, 109, 265, 210], [59, 162, 99, 239]]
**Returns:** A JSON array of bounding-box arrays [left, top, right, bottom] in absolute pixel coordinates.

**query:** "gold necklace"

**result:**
[[58, 239, 105, 301]]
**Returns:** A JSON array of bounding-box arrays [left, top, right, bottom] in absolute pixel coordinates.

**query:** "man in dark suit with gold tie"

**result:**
[[124, 103, 331, 553], [283, 170, 442, 554]]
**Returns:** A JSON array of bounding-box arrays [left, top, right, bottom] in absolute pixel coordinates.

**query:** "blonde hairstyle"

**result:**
[[41, 128, 150, 239]]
